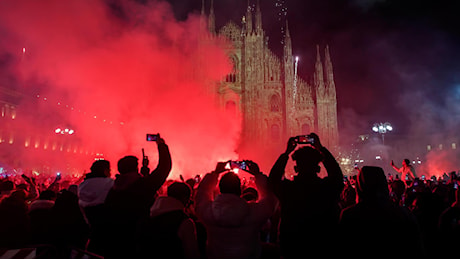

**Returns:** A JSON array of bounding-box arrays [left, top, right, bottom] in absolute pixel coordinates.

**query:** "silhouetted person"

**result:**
[[340, 178, 357, 210], [136, 182, 200, 258], [103, 134, 172, 258], [0, 190, 30, 248], [51, 189, 90, 258], [195, 160, 278, 258], [389, 177, 406, 206], [78, 160, 113, 256], [0, 180, 15, 200], [439, 186, 460, 258], [339, 166, 424, 258], [269, 133, 343, 258], [391, 159, 416, 186], [28, 189, 57, 246], [410, 190, 445, 257]]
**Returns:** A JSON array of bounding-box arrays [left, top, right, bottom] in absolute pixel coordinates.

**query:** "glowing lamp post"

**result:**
[[372, 122, 392, 145], [55, 127, 75, 135]]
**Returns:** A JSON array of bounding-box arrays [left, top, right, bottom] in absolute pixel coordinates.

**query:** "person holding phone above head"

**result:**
[[391, 159, 416, 186], [268, 133, 344, 258], [194, 160, 278, 258], [103, 133, 172, 259]]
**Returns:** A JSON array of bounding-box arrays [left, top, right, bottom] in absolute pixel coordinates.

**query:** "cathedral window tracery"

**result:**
[[270, 94, 281, 112]]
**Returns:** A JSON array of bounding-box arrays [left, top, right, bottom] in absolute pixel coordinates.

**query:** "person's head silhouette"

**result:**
[[357, 166, 389, 202], [117, 156, 138, 174], [167, 182, 192, 207], [90, 159, 111, 177], [219, 172, 242, 196], [291, 146, 323, 176]]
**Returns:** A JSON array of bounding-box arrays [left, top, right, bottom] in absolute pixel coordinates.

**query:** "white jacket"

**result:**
[[78, 177, 114, 208], [195, 172, 278, 258]]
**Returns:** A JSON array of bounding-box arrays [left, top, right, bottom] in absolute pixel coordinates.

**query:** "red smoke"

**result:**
[[0, 0, 239, 180], [419, 150, 458, 179]]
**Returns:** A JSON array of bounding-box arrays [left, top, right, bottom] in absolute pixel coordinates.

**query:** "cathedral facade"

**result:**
[[200, 0, 339, 154]]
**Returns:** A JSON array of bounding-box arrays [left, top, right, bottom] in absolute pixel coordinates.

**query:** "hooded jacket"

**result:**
[[195, 172, 277, 259], [339, 166, 424, 258]]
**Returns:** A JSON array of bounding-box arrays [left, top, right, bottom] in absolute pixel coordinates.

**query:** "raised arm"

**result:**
[[195, 162, 227, 222], [142, 135, 172, 194], [309, 133, 343, 191], [390, 160, 402, 173], [248, 161, 278, 222], [269, 137, 297, 198]]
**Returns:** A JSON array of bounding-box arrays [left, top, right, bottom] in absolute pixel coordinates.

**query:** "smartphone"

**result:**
[[231, 161, 248, 171], [295, 135, 314, 144], [146, 133, 158, 142]]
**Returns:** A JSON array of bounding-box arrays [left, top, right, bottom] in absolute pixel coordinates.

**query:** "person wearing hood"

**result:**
[[77, 159, 113, 257], [338, 166, 425, 258], [195, 160, 278, 259], [136, 181, 200, 258], [103, 134, 172, 259]]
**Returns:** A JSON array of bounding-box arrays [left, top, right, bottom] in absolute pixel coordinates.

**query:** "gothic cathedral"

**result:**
[[200, 0, 339, 154]]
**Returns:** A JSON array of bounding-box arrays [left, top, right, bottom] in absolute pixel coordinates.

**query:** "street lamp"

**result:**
[[372, 122, 392, 145]]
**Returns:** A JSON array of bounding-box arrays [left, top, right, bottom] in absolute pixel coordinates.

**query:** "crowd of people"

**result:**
[[0, 132, 459, 258]]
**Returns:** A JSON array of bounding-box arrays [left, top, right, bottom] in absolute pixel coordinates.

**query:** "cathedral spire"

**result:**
[[246, 0, 253, 34], [315, 45, 325, 96], [255, 0, 262, 34], [283, 20, 292, 61], [324, 45, 336, 97], [208, 0, 215, 34]]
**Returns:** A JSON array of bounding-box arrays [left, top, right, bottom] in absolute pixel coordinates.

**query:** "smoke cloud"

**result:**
[[0, 0, 239, 180]]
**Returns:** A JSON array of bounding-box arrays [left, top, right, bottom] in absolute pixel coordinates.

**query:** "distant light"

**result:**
[[386, 125, 393, 131], [295, 56, 299, 62], [68, 130, 74, 135], [55, 128, 61, 134], [22, 47, 26, 53], [372, 126, 379, 132], [64, 128, 69, 132], [376, 156, 381, 160]]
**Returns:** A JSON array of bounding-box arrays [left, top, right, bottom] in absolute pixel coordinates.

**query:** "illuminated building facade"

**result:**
[[199, 0, 339, 154]]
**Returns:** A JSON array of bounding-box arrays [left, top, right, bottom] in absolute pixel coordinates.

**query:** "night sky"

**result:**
[[164, 0, 460, 144], [0, 0, 459, 176]]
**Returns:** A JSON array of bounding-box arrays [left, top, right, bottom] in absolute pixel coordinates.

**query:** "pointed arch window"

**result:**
[[271, 124, 280, 140], [270, 94, 281, 112]]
